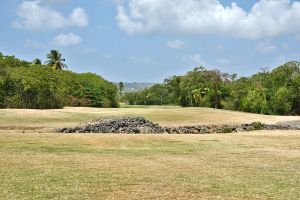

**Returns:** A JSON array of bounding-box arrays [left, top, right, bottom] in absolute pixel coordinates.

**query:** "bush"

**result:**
[[251, 122, 265, 130], [222, 127, 233, 133]]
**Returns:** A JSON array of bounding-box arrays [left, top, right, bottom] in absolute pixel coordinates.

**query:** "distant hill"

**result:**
[[115, 82, 155, 92]]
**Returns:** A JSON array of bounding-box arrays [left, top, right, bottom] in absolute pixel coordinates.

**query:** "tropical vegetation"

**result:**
[[123, 61, 300, 115], [0, 51, 118, 109]]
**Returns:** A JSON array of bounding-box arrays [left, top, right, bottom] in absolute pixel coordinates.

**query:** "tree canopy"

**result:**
[[45, 50, 67, 70], [0, 52, 118, 109], [123, 61, 300, 115]]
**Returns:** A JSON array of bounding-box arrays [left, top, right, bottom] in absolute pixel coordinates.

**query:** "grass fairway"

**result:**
[[0, 107, 300, 199], [1, 106, 300, 131]]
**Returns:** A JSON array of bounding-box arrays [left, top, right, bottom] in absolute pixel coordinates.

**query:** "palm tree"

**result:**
[[118, 82, 124, 94], [32, 58, 42, 65], [45, 50, 67, 70]]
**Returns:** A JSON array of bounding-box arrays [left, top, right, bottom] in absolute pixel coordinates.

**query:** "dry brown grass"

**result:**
[[0, 131, 299, 199], [1, 106, 300, 131], [0, 106, 299, 199]]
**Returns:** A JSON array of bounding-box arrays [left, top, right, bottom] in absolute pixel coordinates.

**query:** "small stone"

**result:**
[[235, 127, 246, 132]]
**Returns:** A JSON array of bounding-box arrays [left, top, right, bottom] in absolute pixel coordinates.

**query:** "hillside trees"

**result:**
[[164, 76, 181, 104], [123, 61, 300, 115], [6, 66, 66, 108], [76, 73, 118, 108], [124, 84, 169, 105], [272, 87, 293, 115], [240, 88, 269, 114], [0, 52, 118, 109]]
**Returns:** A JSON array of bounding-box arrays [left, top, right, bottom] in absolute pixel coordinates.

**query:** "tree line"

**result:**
[[0, 51, 118, 109], [123, 61, 300, 115]]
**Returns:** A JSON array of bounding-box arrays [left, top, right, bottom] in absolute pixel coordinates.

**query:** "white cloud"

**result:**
[[181, 54, 207, 66], [256, 41, 277, 54], [69, 7, 89, 27], [166, 40, 184, 49], [116, 0, 300, 39], [13, 0, 88, 31], [24, 39, 45, 49], [54, 33, 82, 46]]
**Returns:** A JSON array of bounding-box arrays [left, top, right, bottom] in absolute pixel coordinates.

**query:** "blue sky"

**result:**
[[0, 0, 300, 82]]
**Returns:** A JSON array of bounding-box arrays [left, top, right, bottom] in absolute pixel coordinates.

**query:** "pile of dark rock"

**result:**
[[57, 117, 300, 134], [57, 117, 165, 134], [165, 123, 299, 134]]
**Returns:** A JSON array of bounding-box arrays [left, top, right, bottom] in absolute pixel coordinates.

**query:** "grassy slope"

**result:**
[[0, 106, 299, 199]]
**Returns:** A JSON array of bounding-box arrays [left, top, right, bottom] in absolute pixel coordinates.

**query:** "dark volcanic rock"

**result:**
[[57, 118, 300, 134], [57, 117, 166, 134]]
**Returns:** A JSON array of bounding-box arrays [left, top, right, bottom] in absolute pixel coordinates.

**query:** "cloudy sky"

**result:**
[[1, 0, 300, 82]]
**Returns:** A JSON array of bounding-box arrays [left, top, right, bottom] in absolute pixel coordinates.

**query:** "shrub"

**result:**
[[222, 127, 233, 133], [251, 122, 265, 130]]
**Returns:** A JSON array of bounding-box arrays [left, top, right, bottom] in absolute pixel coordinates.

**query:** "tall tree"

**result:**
[[32, 58, 42, 65], [118, 82, 124, 94], [45, 50, 67, 70]]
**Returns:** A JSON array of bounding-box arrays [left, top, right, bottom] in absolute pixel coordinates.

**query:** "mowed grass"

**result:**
[[0, 106, 300, 199], [0, 132, 299, 200]]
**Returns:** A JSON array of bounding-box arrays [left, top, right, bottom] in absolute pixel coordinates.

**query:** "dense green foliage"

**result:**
[[0, 52, 118, 109], [124, 62, 300, 115]]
